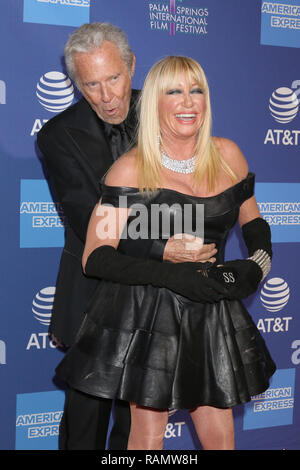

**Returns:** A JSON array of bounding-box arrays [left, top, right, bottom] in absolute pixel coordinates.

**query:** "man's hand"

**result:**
[[163, 233, 217, 264]]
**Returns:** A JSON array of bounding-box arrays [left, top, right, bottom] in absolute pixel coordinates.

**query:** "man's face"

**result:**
[[74, 41, 135, 124]]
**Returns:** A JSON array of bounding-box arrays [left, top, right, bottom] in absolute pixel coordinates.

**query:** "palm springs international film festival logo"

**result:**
[[148, 0, 208, 36], [264, 80, 300, 145]]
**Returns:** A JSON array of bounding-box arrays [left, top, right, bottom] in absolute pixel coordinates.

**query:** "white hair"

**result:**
[[64, 22, 134, 83]]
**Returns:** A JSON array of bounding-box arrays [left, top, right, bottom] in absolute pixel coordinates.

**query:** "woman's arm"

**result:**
[[82, 201, 130, 272], [207, 137, 272, 299]]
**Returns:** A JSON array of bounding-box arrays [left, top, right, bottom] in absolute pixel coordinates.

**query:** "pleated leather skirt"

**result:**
[[56, 281, 276, 410]]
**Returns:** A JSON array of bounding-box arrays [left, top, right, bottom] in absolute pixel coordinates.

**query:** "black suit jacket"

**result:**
[[37, 91, 146, 346]]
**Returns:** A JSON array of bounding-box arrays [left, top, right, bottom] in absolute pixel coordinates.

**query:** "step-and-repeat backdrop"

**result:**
[[0, 0, 299, 450]]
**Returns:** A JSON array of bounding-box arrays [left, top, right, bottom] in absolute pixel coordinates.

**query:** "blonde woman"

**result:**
[[57, 56, 275, 450]]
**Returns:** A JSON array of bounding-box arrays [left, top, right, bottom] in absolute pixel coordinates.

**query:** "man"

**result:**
[[37, 22, 217, 450]]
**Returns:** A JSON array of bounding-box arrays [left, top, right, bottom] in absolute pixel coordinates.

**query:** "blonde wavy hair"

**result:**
[[136, 55, 237, 193]]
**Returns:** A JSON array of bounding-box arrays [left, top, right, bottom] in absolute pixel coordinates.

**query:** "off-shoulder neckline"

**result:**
[[102, 172, 254, 201]]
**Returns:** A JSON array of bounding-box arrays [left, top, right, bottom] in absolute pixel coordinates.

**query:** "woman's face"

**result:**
[[158, 73, 206, 145]]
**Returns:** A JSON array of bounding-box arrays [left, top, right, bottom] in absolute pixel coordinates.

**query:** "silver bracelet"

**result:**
[[247, 249, 271, 281]]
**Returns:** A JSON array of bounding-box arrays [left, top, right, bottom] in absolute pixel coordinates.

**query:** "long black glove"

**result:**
[[207, 218, 272, 300], [85, 245, 229, 303], [208, 259, 263, 299]]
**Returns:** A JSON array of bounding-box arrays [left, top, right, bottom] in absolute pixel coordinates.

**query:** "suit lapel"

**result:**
[[66, 126, 113, 180], [65, 99, 114, 186], [64, 92, 140, 188]]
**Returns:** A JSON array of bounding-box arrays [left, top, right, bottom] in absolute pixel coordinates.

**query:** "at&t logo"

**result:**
[[269, 87, 298, 124], [31, 70, 74, 136], [36, 71, 74, 113], [32, 286, 55, 326], [257, 277, 292, 333], [260, 277, 290, 312], [26, 286, 59, 351], [164, 410, 185, 440], [264, 80, 300, 146]]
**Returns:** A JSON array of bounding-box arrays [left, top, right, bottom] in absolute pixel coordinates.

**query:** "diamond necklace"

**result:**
[[161, 151, 196, 174]]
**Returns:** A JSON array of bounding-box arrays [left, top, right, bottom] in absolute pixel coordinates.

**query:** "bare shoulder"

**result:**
[[213, 136, 249, 180], [104, 147, 138, 187]]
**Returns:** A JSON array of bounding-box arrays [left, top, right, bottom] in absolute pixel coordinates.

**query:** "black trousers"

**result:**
[[59, 387, 131, 450]]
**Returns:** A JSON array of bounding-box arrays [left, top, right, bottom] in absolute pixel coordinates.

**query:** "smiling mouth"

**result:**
[[175, 113, 197, 122]]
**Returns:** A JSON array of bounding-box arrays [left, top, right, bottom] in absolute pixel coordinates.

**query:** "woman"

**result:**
[[56, 56, 276, 450]]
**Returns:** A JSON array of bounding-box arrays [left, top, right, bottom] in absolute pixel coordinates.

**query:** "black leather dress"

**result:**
[[56, 172, 276, 410]]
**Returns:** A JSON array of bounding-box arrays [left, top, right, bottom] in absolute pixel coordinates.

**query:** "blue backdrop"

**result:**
[[1, 0, 299, 450]]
